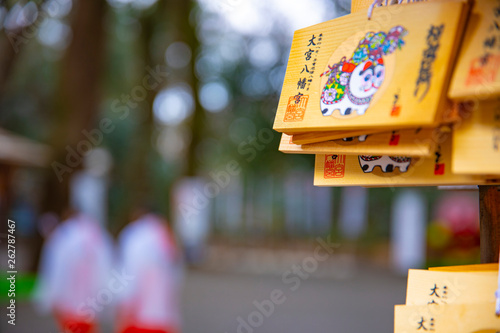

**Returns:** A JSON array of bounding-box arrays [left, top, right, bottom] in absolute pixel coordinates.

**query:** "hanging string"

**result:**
[[367, 0, 385, 20]]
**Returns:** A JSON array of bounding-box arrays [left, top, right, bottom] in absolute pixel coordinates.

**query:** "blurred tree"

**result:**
[[0, 19, 18, 97], [114, 1, 169, 230], [42, 0, 108, 215], [170, 0, 204, 177], [0, 1, 40, 96], [0, 0, 355, 244]]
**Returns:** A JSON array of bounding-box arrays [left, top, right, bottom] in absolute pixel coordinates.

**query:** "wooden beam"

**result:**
[[479, 185, 500, 263]]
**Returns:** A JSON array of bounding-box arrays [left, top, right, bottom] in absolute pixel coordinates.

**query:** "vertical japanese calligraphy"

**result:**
[[297, 33, 323, 92], [416, 316, 436, 331], [415, 24, 444, 102], [428, 283, 448, 305], [287, 34, 323, 122]]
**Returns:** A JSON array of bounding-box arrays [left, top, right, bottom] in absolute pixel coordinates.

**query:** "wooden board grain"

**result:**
[[279, 128, 437, 156], [290, 128, 385, 144], [452, 99, 500, 176], [351, 0, 378, 13]]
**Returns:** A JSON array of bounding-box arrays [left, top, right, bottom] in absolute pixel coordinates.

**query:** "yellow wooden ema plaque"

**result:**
[[273, 1, 469, 134], [429, 263, 499, 272], [291, 128, 386, 145], [449, 0, 500, 100], [406, 269, 497, 306], [394, 303, 500, 332], [279, 128, 438, 157], [290, 103, 461, 145], [313, 132, 499, 186], [452, 99, 500, 175]]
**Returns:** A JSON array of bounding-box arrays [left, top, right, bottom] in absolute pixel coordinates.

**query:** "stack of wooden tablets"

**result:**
[[394, 263, 500, 332], [273, 0, 500, 187]]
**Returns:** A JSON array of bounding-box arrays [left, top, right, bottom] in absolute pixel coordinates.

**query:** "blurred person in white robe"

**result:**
[[33, 210, 114, 333], [116, 210, 183, 333]]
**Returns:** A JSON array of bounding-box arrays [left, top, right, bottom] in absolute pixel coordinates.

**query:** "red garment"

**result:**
[[121, 326, 176, 333], [55, 312, 96, 333]]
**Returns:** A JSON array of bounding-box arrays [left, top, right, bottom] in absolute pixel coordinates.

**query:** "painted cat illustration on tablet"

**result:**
[[358, 155, 411, 173], [320, 26, 407, 117]]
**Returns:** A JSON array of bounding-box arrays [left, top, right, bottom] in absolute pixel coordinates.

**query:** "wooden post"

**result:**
[[479, 185, 500, 263]]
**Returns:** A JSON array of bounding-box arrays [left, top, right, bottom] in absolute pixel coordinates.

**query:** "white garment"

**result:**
[[70, 171, 108, 226], [116, 214, 182, 330], [391, 190, 427, 275], [33, 214, 113, 316]]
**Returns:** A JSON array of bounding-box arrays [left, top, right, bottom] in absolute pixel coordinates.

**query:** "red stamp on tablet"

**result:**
[[284, 95, 308, 122], [324, 154, 346, 178]]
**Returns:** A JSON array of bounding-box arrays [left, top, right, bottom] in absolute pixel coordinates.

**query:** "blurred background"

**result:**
[[0, 0, 481, 332]]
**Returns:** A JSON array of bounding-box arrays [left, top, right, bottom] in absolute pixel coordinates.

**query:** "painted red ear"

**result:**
[[377, 58, 384, 65], [342, 62, 355, 73], [363, 61, 373, 71]]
